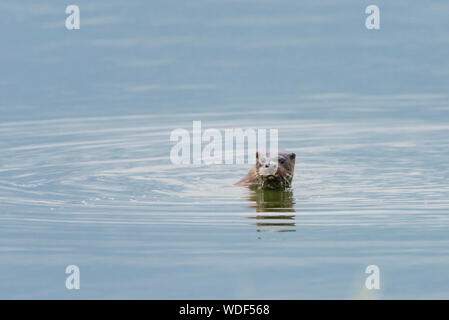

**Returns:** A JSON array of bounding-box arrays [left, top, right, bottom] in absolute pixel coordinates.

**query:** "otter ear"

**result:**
[[289, 152, 296, 164]]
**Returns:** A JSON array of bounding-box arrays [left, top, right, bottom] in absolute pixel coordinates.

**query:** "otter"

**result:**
[[235, 151, 296, 190]]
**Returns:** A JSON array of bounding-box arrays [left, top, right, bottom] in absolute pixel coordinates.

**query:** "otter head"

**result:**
[[255, 151, 296, 190]]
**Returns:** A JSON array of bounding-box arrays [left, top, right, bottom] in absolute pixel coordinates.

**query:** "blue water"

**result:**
[[1, 0, 449, 299]]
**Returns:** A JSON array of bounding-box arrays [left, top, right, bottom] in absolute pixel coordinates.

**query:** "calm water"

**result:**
[[1, 96, 449, 299], [1, 0, 449, 299]]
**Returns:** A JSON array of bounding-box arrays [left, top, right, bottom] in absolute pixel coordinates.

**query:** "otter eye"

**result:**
[[279, 159, 285, 164]]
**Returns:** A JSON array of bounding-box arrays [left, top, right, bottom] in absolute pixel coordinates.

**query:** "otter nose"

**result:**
[[265, 163, 270, 168]]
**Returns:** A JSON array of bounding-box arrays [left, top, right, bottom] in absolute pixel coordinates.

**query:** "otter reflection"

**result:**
[[246, 188, 296, 233]]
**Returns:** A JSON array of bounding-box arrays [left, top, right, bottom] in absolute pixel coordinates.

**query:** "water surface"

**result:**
[[1, 0, 449, 299], [1, 96, 449, 298]]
